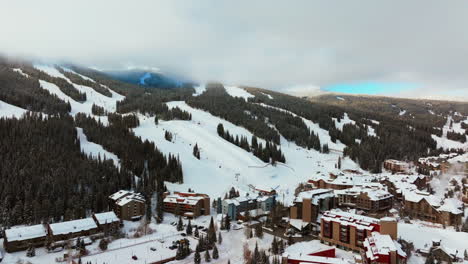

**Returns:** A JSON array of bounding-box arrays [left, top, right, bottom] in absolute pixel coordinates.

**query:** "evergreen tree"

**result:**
[[271, 236, 278, 255], [225, 215, 231, 231], [187, 219, 193, 235], [208, 216, 217, 244], [212, 245, 219, 259], [177, 216, 184, 231], [194, 247, 201, 264], [205, 249, 211, 262], [255, 223, 264, 238], [194, 226, 199, 238], [193, 143, 201, 159], [217, 123, 225, 136], [218, 232, 223, 244]]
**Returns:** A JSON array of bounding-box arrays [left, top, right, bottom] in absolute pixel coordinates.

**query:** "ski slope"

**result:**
[[0, 100, 28, 119], [224, 85, 254, 101], [34, 64, 124, 114], [133, 101, 360, 203], [255, 103, 346, 151], [76, 127, 121, 168]]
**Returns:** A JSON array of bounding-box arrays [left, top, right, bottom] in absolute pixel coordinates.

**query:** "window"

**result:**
[[339, 225, 350, 243], [323, 221, 332, 238]]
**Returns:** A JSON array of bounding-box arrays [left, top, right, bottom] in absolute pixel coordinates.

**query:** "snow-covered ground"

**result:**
[[432, 115, 468, 151], [398, 222, 468, 254], [35, 64, 124, 113], [255, 102, 347, 151], [224, 86, 255, 101], [76, 127, 121, 168], [0, 100, 28, 119], [134, 101, 360, 204], [193, 84, 206, 96]]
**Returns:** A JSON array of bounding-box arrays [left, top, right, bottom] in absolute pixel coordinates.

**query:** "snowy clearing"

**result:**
[[76, 127, 121, 168], [193, 84, 206, 96], [224, 86, 255, 101], [0, 100, 28, 119], [133, 101, 359, 205]]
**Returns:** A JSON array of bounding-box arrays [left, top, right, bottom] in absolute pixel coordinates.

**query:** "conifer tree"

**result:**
[[218, 232, 223, 244], [186, 219, 193, 235], [194, 247, 201, 264], [177, 216, 184, 231], [212, 245, 219, 259], [205, 249, 211, 262]]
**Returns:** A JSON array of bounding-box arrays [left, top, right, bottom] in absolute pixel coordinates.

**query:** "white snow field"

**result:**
[[76, 127, 121, 168], [0, 100, 28, 119], [255, 102, 347, 151], [134, 101, 360, 204], [34, 64, 125, 115], [431, 115, 468, 151], [193, 84, 206, 96], [224, 85, 255, 101]]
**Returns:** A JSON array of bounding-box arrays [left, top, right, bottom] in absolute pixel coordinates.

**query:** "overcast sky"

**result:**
[[1, 0, 468, 99]]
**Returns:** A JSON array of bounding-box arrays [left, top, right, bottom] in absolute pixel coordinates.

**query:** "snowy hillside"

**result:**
[[134, 100, 360, 204]]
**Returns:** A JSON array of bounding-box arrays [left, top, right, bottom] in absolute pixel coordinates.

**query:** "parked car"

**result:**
[[181, 233, 187, 237], [150, 247, 157, 251], [132, 255, 138, 260]]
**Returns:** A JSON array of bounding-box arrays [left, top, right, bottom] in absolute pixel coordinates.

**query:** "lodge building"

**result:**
[[109, 190, 146, 221], [3, 211, 120, 253], [319, 211, 398, 252], [403, 191, 463, 226], [289, 189, 335, 223], [163, 191, 210, 218]]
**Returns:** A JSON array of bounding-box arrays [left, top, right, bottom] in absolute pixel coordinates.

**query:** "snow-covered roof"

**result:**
[[438, 198, 463, 214], [109, 190, 131, 201], [309, 174, 382, 188], [288, 219, 311, 230], [334, 186, 393, 201], [49, 218, 98, 235], [164, 194, 205, 205], [364, 232, 406, 260], [116, 193, 145, 206], [5, 224, 47, 242], [321, 210, 380, 231], [384, 159, 409, 166], [295, 189, 334, 204], [283, 253, 352, 264], [284, 240, 334, 256], [94, 211, 120, 225]]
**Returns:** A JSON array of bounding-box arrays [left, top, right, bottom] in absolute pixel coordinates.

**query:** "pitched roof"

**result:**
[[94, 211, 120, 225], [49, 218, 98, 235], [5, 224, 47, 242]]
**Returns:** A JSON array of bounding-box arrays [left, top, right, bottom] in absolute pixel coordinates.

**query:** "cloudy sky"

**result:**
[[1, 0, 468, 99]]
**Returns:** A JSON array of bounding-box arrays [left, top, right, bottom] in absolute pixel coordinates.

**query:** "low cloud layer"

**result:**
[[1, 1, 468, 99]]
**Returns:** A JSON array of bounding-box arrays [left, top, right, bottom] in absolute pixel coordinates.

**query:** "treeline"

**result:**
[[91, 104, 106, 116], [217, 123, 285, 164], [20, 66, 87, 102], [57, 67, 113, 97], [248, 87, 442, 172], [0, 66, 71, 115], [187, 84, 324, 151], [447, 131, 466, 143], [187, 83, 280, 144], [344, 121, 439, 173], [74, 113, 183, 183], [0, 113, 132, 227], [108, 113, 139, 128]]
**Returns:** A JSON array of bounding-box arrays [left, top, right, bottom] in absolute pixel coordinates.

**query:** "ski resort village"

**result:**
[[1, 60, 468, 264]]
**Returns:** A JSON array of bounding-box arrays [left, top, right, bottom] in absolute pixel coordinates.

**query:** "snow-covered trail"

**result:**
[[34, 64, 125, 115], [76, 127, 121, 168], [254, 102, 346, 151], [134, 101, 360, 203], [0, 100, 28, 119]]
